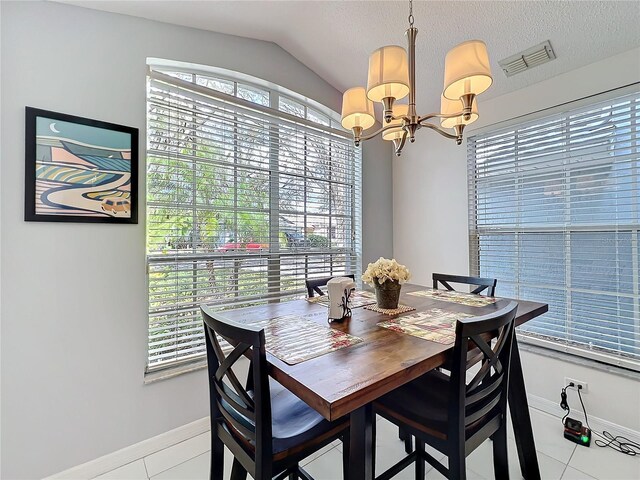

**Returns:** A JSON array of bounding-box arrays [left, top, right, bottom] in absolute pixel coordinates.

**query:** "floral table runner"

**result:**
[[307, 290, 377, 309], [377, 308, 474, 344], [246, 315, 363, 365], [406, 288, 498, 307]]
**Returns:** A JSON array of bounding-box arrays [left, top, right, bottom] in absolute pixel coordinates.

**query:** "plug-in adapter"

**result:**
[[564, 417, 591, 447]]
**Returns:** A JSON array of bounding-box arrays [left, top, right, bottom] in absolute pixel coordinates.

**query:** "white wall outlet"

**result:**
[[565, 377, 588, 393]]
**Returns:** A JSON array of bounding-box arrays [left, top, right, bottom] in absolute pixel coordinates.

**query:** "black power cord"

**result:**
[[576, 386, 640, 456], [560, 383, 573, 425], [560, 382, 640, 456]]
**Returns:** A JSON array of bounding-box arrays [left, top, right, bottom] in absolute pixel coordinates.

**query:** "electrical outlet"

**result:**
[[565, 377, 588, 393]]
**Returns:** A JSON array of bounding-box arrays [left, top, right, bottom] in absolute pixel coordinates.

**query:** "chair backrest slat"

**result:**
[[447, 302, 517, 442], [465, 393, 502, 425], [215, 382, 256, 421], [306, 274, 355, 298], [432, 273, 497, 297], [217, 399, 257, 440], [214, 342, 256, 409], [465, 371, 503, 406]]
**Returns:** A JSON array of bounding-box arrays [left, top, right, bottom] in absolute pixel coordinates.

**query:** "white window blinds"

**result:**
[[468, 90, 640, 371], [146, 69, 361, 371]]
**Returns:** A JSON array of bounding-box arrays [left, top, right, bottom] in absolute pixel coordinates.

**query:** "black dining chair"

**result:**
[[433, 273, 497, 297], [201, 306, 350, 480], [374, 302, 518, 480], [305, 274, 355, 298], [397, 273, 499, 453]]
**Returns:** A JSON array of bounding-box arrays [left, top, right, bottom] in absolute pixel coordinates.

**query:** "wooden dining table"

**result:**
[[223, 283, 548, 480]]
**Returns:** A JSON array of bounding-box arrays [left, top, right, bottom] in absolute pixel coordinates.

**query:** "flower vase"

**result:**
[[373, 278, 402, 309]]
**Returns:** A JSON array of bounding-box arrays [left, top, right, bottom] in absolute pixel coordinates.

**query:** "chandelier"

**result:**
[[341, 0, 493, 156]]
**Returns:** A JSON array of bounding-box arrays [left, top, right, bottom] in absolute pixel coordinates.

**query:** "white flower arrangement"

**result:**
[[361, 257, 411, 286]]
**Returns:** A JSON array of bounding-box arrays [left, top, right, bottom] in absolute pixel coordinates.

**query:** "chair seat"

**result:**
[[376, 369, 499, 444], [270, 379, 344, 454], [375, 369, 451, 439], [227, 379, 346, 457]]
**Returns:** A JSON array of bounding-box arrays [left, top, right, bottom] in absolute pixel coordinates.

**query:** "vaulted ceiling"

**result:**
[[58, 1, 640, 111]]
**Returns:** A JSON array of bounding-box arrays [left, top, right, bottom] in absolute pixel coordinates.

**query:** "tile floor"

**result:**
[[93, 407, 639, 480]]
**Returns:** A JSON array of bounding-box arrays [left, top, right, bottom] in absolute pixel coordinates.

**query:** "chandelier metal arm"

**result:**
[[358, 122, 403, 142], [417, 122, 460, 141], [417, 109, 472, 124]]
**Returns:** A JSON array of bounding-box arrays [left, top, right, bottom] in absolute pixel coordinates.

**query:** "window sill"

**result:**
[[517, 335, 640, 380], [144, 359, 207, 384]]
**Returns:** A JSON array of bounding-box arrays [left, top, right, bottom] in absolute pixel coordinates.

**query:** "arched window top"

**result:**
[[147, 57, 341, 129]]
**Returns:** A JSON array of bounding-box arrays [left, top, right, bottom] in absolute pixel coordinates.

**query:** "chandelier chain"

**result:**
[[408, 0, 414, 27]]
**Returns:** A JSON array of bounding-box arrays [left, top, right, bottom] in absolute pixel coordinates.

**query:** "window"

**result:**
[[468, 90, 639, 371], [146, 66, 361, 371]]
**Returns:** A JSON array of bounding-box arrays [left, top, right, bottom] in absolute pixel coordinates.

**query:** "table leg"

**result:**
[[349, 403, 374, 480], [509, 337, 541, 480]]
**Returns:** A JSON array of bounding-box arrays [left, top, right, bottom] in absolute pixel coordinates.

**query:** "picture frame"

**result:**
[[25, 107, 139, 223]]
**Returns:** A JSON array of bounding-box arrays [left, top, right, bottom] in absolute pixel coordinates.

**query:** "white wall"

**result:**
[[392, 132, 470, 283], [0, 2, 392, 478], [362, 134, 393, 265], [393, 48, 640, 430]]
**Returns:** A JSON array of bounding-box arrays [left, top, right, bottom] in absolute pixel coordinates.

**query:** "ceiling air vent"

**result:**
[[498, 40, 556, 77]]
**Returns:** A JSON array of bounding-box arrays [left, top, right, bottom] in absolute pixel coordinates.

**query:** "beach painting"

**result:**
[[25, 107, 138, 223]]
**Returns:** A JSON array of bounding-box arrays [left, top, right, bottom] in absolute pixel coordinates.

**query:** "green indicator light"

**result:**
[[581, 436, 589, 442]]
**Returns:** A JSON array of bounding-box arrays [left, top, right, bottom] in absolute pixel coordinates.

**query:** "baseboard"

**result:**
[[44, 395, 640, 479], [527, 393, 640, 444], [43, 417, 210, 480]]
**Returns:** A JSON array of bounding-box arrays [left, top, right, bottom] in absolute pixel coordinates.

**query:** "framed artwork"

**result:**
[[25, 107, 138, 223]]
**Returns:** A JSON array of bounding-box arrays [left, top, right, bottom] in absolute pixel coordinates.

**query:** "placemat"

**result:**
[[246, 315, 363, 365], [378, 308, 474, 344], [406, 288, 498, 307], [363, 304, 416, 315], [307, 290, 377, 309]]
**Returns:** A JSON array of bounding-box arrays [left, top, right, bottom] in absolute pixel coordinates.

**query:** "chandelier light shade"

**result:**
[[341, 87, 376, 131], [443, 40, 493, 100], [382, 104, 410, 141], [366, 45, 410, 103], [341, 0, 493, 155], [440, 96, 479, 129]]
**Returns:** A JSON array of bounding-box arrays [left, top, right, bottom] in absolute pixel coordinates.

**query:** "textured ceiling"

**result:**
[[57, 1, 640, 112]]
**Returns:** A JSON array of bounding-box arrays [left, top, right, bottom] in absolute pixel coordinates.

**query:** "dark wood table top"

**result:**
[[223, 283, 548, 421]]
